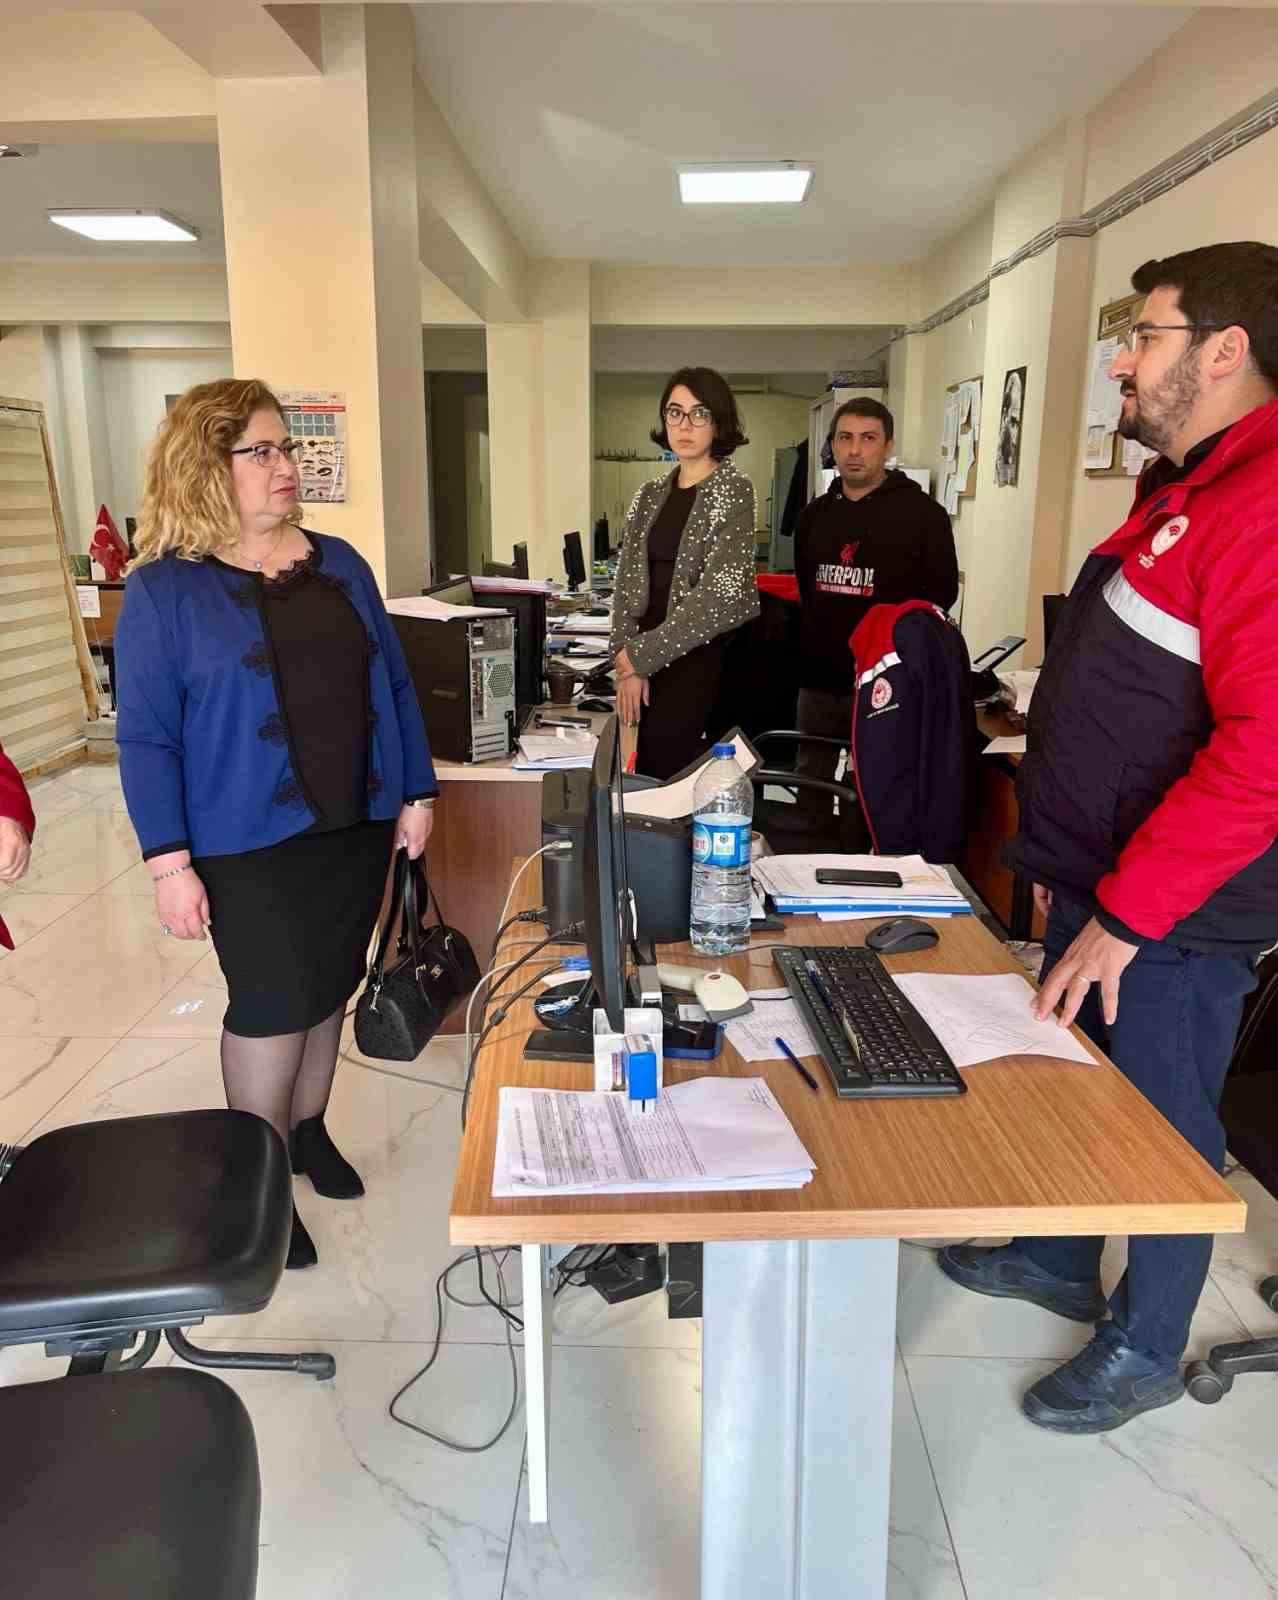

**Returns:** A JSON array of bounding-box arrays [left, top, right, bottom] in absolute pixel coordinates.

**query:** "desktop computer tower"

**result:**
[[474, 585, 547, 719], [392, 611, 516, 764]]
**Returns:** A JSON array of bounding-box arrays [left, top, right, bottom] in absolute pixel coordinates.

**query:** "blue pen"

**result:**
[[804, 958, 838, 1013], [775, 1036, 820, 1093]]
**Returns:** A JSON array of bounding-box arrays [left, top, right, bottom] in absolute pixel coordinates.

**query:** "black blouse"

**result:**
[[638, 482, 696, 633], [259, 553, 370, 832]]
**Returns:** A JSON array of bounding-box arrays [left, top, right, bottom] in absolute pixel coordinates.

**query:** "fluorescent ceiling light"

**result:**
[[45, 208, 200, 243], [677, 163, 813, 205]]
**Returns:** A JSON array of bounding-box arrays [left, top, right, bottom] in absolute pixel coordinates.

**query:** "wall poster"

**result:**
[[278, 389, 348, 502]]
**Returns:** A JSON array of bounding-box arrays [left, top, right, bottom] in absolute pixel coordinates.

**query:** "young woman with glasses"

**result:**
[[609, 366, 760, 779], [115, 379, 438, 1270]]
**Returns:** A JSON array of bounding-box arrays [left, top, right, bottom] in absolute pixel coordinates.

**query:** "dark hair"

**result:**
[[1131, 241, 1278, 387], [649, 366, 748, 460], [830, 397, 895, 443]]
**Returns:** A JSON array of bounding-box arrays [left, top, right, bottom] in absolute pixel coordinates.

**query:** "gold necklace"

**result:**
[[232, 524, 287, 573]]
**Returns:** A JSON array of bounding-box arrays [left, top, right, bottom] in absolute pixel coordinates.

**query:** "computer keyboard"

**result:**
[[773, 946, 966, 1099]]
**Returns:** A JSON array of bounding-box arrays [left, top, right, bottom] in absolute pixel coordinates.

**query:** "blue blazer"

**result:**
[[115, 532, 437, 860]]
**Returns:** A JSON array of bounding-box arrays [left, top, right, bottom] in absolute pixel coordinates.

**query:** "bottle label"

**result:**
[[692, 820, 751, 869]]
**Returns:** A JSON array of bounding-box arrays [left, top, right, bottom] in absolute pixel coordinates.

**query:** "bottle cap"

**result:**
[[561, 955, 590, 970], [711, 742, 735, 757]]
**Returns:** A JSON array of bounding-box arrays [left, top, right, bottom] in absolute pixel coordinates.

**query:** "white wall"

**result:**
[[99, 347, 233, 524], [0, 325, 49, 407]]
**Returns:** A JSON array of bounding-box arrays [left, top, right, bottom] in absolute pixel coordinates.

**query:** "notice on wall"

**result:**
[[278, 390, 348, 503], [76, 584, 102, 619]]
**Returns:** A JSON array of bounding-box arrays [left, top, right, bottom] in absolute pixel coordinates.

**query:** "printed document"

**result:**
[[890, 972, 1096, 1068], [492, 1076, 815, 1196]]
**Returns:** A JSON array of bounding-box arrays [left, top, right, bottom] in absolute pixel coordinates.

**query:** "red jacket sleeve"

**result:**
[[0, 743, 35, 842], [1095, 512, 1278, 939]]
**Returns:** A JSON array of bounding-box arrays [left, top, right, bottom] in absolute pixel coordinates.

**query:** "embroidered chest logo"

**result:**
[[1140, 515, 1189, 569], [870, 677, 893, 711], [816, 536, 875, 597]]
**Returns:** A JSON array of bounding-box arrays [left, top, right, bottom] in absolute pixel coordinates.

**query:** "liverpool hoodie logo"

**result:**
[[816, 537, 876, 596]]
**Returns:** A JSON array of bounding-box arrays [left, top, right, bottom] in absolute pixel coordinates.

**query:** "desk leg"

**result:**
[[522, 1244, 553, 1523], [701, 1238, 899, 1600]]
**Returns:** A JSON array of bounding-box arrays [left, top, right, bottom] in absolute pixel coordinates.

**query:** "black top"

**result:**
[[794, 469, 959, 694], [1135, 424, 1231, 497], [260, 553, 370, 831], [638, 483, 697, 633]]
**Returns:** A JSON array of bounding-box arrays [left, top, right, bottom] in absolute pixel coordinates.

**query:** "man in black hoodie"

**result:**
[[792, 399, 959, 821]]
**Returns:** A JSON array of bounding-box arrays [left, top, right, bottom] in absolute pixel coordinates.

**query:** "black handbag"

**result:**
[[353, 851, 481, 1061]]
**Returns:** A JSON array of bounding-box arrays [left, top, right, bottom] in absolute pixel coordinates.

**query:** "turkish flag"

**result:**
[[90, 505, 129, 581]]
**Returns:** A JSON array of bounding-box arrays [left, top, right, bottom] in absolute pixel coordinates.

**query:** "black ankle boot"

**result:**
[[286, 1204, 317, 1270], [290, 1115, 365, 1200]]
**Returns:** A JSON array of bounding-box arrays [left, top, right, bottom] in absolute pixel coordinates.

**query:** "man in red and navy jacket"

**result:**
[[941, 241, 1278, 1435], [0, 741, 35, 948]]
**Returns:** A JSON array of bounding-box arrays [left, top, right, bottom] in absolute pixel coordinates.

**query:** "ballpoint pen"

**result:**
[[774, 1035, 820, 1092], [804, 958, 838, 1013]]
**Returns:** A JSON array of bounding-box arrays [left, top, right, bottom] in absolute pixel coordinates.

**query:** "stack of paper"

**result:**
[[492, 1076, 815, 1197], [996, 668, 1039, 716], [752, 854, 971, 916], [386, 595, 510, 622], [511, 730, 598, 771]]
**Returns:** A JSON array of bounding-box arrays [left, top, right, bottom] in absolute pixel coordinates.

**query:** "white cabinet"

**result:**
[[592, 460, 668, 547]]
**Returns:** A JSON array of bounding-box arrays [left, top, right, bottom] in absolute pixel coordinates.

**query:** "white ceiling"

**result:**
[[412, 1, 1194, 265], [0, 142, 225, 262]]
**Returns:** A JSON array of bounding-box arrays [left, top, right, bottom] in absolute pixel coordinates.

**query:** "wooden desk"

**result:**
[[450, 865, 1243, 1599]]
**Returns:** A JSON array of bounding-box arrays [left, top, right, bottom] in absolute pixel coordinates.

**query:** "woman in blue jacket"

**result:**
[[116, 378, 438, 1269]]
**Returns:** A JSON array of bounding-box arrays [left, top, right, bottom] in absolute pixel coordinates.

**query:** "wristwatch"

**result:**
[[405, 797, 436, 809]]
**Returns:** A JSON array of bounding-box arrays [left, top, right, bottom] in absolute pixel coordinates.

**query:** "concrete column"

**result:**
[[486, 320, 545, 570], [54, 325, 116, 549], [216, 5, 428, 596]]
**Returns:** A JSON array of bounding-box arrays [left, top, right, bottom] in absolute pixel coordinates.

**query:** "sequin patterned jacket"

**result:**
[[608, 460, 760, 678]]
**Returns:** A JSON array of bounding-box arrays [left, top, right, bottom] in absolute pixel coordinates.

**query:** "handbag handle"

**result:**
[[402, 854, 467, 983], [368, 849, 422, 992]]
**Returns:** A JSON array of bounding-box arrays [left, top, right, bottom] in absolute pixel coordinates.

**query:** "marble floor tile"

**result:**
[[99, 858, 154, 894], [176, 1339, 523, 1600], [51, 762, 123, 793], [24, 776, 100, 825], [889, 1358, 967, 1600], [898, 1236, 1251, 1363], [0, 807, 140, 899], [127, 948, 228, 1038], [1209, 1169, 1278, 1339], [906, 1351, 1278, 1600], [0, 891, 86, 955], [503, 1345, 701, 1600], [0, 1035, 119, 1141], [0, 895, 207, 1037], [23, 1035, 227, 1137], [340, 1017, 470, 1093]]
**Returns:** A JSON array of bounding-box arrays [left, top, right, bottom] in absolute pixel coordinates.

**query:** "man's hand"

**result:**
[[614, 646, 637, 680], [0, 816, 31, 882], [616, 673, 649, 727], [1032, 915, 1139, 1028], [1033, 882, 1052, 920]]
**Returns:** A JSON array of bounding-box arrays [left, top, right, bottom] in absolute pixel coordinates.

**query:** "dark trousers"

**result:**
[[1015, 892, 1256, 1364], [794, 687, 852, 821], [635, 640, 726, 782]]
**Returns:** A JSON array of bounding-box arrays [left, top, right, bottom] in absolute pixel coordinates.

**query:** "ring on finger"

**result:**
[[160, 923, 172, 936]]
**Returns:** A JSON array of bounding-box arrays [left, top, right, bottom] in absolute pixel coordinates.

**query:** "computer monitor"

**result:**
[[423, 576, 476, 608], [512, 541, 529, 580], [563, 530, 586, 592], [593, 517, 610, 563]]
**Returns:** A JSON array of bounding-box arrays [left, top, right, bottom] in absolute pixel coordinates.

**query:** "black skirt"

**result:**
[[196, 820, 396, 1037]]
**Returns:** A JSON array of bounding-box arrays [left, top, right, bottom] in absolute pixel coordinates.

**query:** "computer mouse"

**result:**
[[865, 916, 940, 955], [586, 607, 611, 618], [578, 697, 614, 713]]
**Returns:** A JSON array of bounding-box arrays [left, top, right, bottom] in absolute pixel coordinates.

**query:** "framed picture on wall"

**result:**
[[995, 367, 1026, 488]]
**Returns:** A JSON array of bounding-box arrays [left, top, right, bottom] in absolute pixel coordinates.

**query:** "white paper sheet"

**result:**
[[386, 594, 509, 621], [512, 731, 598, 770], [491, 1076, 815, 1196], [724, 998, 819, 1063], [996, 668, 1039, 715], [622, 733, 759, 822], [1087, 338, 1123, 431], [1123, 437, 1157, 477], [548, 614, 612, 633], [941, 392, 960, 460], [955, 431, 976, 492], [890, 972, 1096, 1068], [982, 735, 1027, 755], [753, 854, 966, 905]]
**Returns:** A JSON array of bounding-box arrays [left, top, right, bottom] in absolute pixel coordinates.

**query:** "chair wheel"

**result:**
[[1259, 1276, 1278, 1313], [1185, 1361, 1231, 1403]]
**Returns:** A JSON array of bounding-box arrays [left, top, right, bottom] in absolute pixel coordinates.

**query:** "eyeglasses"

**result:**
[[1123, 323, 1230, 353], [663, 403, 714, 428], [229, 440, 302, 468]]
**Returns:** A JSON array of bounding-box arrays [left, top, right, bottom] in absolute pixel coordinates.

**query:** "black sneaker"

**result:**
[[1022, 1323, 1183, 1434], [937, 1243, 1106, 1322]]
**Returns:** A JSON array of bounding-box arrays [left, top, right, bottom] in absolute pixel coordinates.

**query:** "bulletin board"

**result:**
[[1083, 292, 1153, 479], [938, 375, 982, 513]]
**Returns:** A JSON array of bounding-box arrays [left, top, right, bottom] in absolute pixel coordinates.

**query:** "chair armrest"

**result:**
[[753, 728, 850, 754], [752, 769, 861, 807]]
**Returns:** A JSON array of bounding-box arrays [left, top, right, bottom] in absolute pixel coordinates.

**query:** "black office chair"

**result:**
[[0, 1109, 334, 1380], [0, 1366, 261, 1599], [749, 729, 870, 857], [1184, 961, 1278, 1404]]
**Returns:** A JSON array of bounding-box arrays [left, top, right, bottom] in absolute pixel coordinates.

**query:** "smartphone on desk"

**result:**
[[814, 867, 904, 888]]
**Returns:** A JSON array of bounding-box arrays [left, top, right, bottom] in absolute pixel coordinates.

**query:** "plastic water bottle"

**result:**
[[690, 743, 754, 955]]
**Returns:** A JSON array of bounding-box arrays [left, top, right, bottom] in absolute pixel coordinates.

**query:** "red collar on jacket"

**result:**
[[849, 599, 946, 677], [1095, 394, 1278, 559]]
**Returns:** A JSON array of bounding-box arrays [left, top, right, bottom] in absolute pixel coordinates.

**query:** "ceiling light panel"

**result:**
[[677, 164, 813, 205], [45, 208, 200, 243]]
